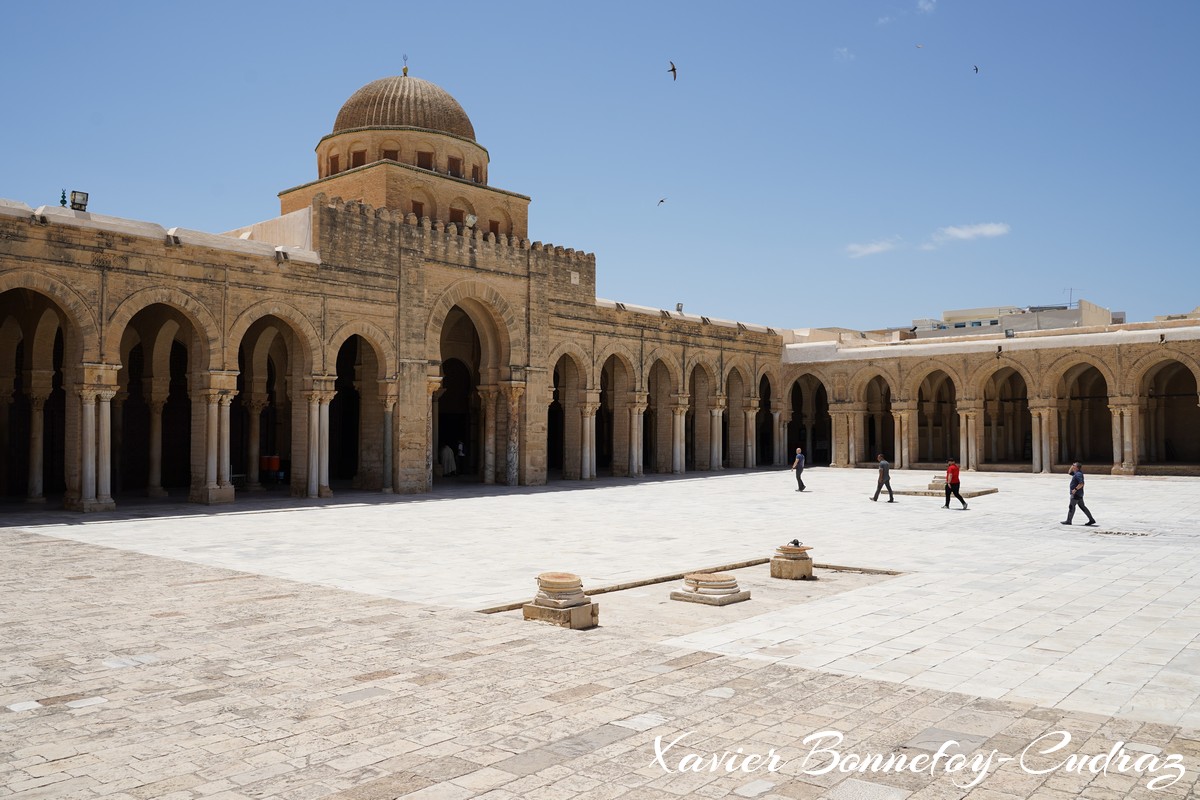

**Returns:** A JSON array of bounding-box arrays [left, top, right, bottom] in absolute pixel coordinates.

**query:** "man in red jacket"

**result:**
[[943, 458, 968, 510]]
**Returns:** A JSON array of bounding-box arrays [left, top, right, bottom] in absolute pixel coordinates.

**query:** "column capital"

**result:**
[[956, 400, 984, 414], [244, 394, 270, 413], [581, 402, 601, 417], [426, 376, 443, 396], [891, 400, 918, 413], [78, 385, 108, 403], [502, 382, 525, 407]]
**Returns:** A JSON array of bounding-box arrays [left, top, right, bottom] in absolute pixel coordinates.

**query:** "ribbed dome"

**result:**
[[333, 76, 476, 141]]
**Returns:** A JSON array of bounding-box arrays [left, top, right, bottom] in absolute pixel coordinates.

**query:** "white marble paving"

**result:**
[[6, 467, 1200, 725]]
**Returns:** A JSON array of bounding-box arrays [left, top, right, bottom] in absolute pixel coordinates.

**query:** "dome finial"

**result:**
[[402, 53, 408, 77]]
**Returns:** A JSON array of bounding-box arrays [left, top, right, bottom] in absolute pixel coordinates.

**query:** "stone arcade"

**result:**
[[2, 72, 1200, 510]]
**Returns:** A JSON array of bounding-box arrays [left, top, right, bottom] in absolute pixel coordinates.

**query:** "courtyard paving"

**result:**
[[2, 467, 1199, 798]]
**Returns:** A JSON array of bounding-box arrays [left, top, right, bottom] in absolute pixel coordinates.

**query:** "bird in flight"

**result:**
[[915, 44, 924, 48], [973, 65, 979, 73], [657, 198, 666, 206], [668, 61, 677, 81]]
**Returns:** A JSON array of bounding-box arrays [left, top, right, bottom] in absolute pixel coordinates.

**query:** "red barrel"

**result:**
[[265, 455, 281, 472]]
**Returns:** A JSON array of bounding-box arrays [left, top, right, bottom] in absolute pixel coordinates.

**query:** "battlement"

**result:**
[[314, 193, 592, 262], [311, 192, 596, 301]]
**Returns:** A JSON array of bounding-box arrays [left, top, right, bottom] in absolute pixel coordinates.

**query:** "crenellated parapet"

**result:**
[[310, 193, 597, 301]]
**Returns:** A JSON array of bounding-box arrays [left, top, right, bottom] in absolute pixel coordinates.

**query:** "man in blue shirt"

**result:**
[[791, 447, 806, 492], [1061, 461, 1097, 526]]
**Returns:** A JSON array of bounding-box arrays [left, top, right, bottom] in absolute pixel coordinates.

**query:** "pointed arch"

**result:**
[[425, 280, 521, 381], [1123, 348, 1200, 398], [105, 286, 221, 372], [902, 359, 965, 401], [595, 341, 639, 385], [967, 358, 1037, 400], [640, 347, 683, 394], [685, 353, 720, 388], [849, 368, 900, 404], [1040, 353, 1118, 401], [326, 319, 395, 382], [226, 300, 319, 375], [0, 270, 98, 361], [547, 340, 593, 390]]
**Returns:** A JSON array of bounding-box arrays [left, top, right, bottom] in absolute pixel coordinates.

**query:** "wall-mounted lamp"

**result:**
[[69, 190, 88, 212], [996, 345, 1002, 359], [275, 246, 290, 262], [676, 302, 684, 313]]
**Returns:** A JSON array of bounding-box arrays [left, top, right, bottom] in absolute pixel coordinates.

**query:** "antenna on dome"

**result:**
[[402, 54, 409, 77]]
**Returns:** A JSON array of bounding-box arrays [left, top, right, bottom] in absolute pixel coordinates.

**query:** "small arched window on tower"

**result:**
[[328, 154, 340, 175], [471, 165, 481, 183], [351, 150, 366, 168], [417, 151, 434, 170], [447, 156, 463, 178], [449, 208, 465, 228], [382, 148, 399, 162]]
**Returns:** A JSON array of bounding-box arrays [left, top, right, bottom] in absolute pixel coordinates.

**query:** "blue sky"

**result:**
[[4, 1, 1197, 330]]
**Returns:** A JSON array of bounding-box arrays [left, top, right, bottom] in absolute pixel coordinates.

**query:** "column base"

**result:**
[[670, 589, 751, 606], [522, 601, 598, 630], [318, 485, 333, 498], [1113, 464, 1137, 476], [190, 485, 235, 504], [65, 497, 117, 512], [25, 496, 47, 504], [244, 482, 266, 492], [770, 556, 815, 580]]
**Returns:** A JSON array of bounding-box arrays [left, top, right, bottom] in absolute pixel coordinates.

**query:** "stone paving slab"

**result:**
[[1, 531, 1198, 799], [8, 468, 1200, 727], [4, 468, 1200, 798]]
